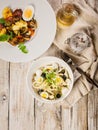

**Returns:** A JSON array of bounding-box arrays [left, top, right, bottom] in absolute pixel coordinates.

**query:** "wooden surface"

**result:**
[[0, 0, 98, 130]]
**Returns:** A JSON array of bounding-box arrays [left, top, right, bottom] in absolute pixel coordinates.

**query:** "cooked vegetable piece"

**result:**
[[38, 89, 44, 94], [0, 28, 6, 36], [5, 16, 13, 23], [0, 23, 4, 29], [20, 27, 28, 34], [0, 34, 11, 41], [0, 18, 6, 24], [2, 7, 12, 18], [27, 19, 37, 29], [13, 9, 23, 21]]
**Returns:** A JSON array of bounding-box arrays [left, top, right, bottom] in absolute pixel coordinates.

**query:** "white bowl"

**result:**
[[26, 56, 74, 103]]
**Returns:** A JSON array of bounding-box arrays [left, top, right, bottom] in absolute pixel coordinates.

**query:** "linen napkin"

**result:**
[[53, 0, 98, 108]]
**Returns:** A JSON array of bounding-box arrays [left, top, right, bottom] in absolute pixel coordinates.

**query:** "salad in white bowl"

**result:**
[[27, 56, 74, 103]]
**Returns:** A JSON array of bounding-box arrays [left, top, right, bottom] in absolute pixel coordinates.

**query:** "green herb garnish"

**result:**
[[8, 32, 13, 40], [0, 32, 14, 42], [0, 34, 10, 41], [42, 69, 56, 84], [46, 71, 56, 81], [18, 43, 28, 54], [0, 18, 6, 24]]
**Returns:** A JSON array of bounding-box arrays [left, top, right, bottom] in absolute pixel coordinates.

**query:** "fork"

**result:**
[[63, 55, 98, 88]]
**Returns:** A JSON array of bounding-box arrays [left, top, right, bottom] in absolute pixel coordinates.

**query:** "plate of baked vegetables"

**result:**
[[0, 0, 56, 62]]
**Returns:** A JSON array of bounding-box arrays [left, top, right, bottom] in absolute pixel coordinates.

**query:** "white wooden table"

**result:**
[[0, 0, 98, 130]]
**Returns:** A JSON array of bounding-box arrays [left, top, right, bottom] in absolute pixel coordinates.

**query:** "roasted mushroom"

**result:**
[[19, 27, 28, 34], [27, 19, 37, 29], [22, 31, 32, 41], [9, 35, 24, 46], [9, 37, 19, 46], [13, 9, 23, 22], [0, 24, 4, 30], [5, 16, 14, 26]]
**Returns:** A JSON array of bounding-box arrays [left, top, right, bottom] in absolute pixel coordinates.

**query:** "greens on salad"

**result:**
[[32, 63, 71, 100]]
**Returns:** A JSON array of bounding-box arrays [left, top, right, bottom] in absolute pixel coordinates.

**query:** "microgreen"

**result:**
[[18, 43, 28, 54], [0, 18, 6, 24], [0, 32, 14, 42], [42, 69, 56, 84], [0, 34, 10, 41]]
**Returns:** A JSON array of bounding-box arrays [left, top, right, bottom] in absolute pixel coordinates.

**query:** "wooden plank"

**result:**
[[6, 1, 98, 130], [9, 62, 35, 130], [88, 90, 98, 130], [34, 1, 62, 130], [62, 108, 71, 130], [0, 60, 9, 130], [72, 96, 88, 130], [35, 102, 62, 130], [62, 96, 88, 130]]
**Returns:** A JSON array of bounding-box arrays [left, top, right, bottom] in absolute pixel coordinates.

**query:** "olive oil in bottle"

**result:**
[[56, 3, 78, 28]]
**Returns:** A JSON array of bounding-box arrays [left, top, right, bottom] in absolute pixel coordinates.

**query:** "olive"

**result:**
[[41, 72, 46, 78], [61, 75, 67, 81], [56, 93, 61, 98], [54, 69, 57, 72], [63, 85, 68, 88], [38, 89, 44, 94], [59, 69, 65, 74]]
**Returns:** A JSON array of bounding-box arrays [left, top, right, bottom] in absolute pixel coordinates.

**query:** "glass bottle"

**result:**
[[56, 3, 78, 28]]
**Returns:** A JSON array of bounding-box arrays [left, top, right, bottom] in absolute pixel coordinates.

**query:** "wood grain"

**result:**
[[0, 60, 9, 130], [34, 102, 62, 130], [59, 1, 98, 130], [88, 90, 98, 130], [0, 0, 98, 130], [34, 1, 63, 130], [62, 96, 88, 130], [9, 63, 35, 130]]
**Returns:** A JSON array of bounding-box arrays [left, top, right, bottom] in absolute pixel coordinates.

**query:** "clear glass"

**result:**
[[56, 3, 78, 28]]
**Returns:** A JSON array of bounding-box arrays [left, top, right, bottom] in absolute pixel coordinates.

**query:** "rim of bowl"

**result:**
[[26, 56, 74, 104]]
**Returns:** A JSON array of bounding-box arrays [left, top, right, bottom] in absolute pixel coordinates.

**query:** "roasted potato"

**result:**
[[2, 7, 12, 18]]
